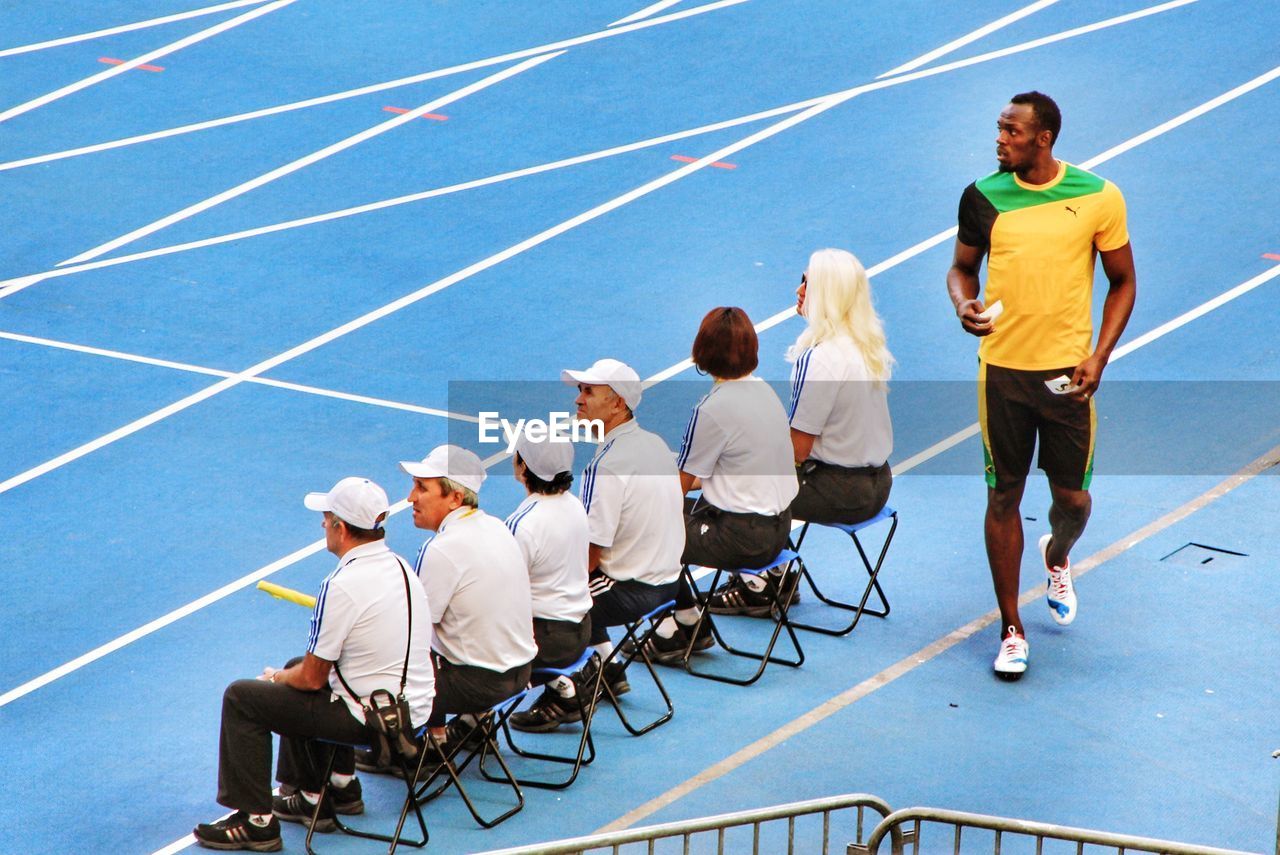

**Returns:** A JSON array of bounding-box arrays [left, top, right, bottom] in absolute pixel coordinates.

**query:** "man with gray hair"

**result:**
[[362, 444, 535, 761]]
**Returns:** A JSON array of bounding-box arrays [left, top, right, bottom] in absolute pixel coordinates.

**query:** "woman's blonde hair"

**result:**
[[789, 248, 894, 385]]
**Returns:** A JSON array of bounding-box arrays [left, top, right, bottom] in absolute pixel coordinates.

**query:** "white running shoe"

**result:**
[[993, 625, 1028, 680], [1040, 533, 1077, 626]]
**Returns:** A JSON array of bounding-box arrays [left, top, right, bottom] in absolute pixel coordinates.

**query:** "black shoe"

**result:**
[[443, 712, 492, 753], [706, 574, 775, 617], [510, 688, 583, 733], [778, 569, 802, 605], [272, 791, 336, 834], [194, 812, 283, 852], [353, 747, 404, 778], [279, 779, 364, 815], [576, 653, 631, 698], [329, 778, 364, 815], [642, 619, 714, 666]]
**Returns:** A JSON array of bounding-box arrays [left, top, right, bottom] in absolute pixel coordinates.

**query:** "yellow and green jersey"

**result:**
[[958, 161, 1129, 370]]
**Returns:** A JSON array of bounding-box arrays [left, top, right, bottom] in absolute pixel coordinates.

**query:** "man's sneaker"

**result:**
[[706, 573, 774, 617], [510, 687, 583, 732], [443, 711, 492, 752], [576, 653, 631, 698], [278, 779, 363, 815], [272, 791, 336, 834], [328, 779, 363, 815], [1040, 534, 1077, 626], [194, 812, 283, 852], [777, 568, 802, 605], [354, 748, 404, 778], [992, 626, 1029, 681], [642, 619, 715, 666]]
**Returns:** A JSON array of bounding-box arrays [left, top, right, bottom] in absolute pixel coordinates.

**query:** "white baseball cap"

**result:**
[[513, 432, 575, 482], [303, 477, 389, 530], [561, 358, 643, 411], [400, 444, 487, 495]]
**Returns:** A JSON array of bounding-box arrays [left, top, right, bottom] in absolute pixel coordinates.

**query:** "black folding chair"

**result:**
[[681, 549, 805, 686], [413, 692, 526, 829], [490, 647, 600, 790], [305, 727, 430, 855], [789, 505, 896, 636]]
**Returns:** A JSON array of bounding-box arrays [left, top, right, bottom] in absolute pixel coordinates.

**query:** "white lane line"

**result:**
[[0, 101, 818, 294], [0, 0, 1200, 295], [0, 0, 271, 59], [0, 0, 296, 125], [595, 440, 1280, 835], [610, 0, 686, 27], [0, 330, 481, 423], [0, 536, 331, 708], [0, 0, 749, 174], [876, 0, 1063, 79], [56, 52, 562, 268]]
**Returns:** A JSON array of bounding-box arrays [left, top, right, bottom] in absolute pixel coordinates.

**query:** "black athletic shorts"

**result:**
[[978, 361, 1096, 491]]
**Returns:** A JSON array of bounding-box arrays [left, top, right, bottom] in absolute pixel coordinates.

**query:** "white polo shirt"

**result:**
[[414, 508, 538, 672], [676, 375, 799, 515], [505, 492, 593, 623], [308, 540, 436, 727], [788, 337, 893, 468], [579, 419, 683, 586]]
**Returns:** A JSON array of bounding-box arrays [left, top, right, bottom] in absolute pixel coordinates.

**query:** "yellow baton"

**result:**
[[256, 580, 316, 609]]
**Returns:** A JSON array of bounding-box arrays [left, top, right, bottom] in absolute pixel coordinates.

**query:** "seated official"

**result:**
[[787, 248, 894, 527], [195, 477, 433, 851], [560, 358, 684, 694], [645, 307, 799, 664], [503, 433, 595, 733], [381, 445, 536, 756]]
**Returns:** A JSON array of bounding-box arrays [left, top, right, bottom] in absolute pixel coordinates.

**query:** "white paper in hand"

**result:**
[[977, 299, 1003, 322], [1045, 374, 1081, 395]]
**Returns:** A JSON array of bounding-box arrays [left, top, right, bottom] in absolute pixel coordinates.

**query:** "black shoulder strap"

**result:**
[[333, 555, 414, 707]]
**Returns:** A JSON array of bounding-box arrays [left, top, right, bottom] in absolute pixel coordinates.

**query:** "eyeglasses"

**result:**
[[800, 274, 807, 286]]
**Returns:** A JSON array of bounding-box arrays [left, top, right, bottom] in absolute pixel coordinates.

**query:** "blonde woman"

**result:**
[[787, 248, 894, 526]]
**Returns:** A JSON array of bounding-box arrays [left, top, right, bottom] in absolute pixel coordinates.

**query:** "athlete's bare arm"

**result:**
[[1071, 242, 1137, 399], [948, 239, 993, 337]]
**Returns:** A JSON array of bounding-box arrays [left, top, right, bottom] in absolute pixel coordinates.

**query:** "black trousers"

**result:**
[[428, 654, 531, 726], [587, 573, 680, 645], [677, 498, 791, 608], [790, 460, 892, 526], [217, 662, 369, 815], [531, 615, 592, 673]]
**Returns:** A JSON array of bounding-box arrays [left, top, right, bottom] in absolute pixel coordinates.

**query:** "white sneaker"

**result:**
[[1040, 534, 1077, 626], [993, 626, 1028, 680]]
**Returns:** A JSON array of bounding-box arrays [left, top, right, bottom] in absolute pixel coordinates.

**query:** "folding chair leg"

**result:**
[[305, 743, 429, 855], [788, 515, 896, 636], [416, 716, 524, 828], [607, 635, 675, 735], [488, 687, 599, 790], [682, 564, 805, 686]]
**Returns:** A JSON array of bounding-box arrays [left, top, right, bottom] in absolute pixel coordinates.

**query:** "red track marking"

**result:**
[[98, 57, 165, 72], [670, 154, 736, 170], [382, 106, 449, 121], [1263, 253, 1280, 261]]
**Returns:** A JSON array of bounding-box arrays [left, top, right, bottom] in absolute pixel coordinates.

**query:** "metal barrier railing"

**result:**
[[473, 793, 897, 855], [858, 807, 1261, 855]]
